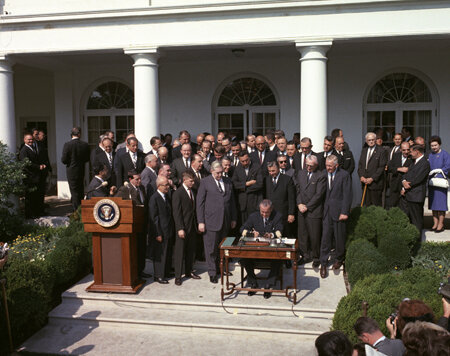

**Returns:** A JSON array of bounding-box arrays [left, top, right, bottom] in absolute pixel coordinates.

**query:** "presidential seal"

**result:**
[[93, 199, 120, 227]]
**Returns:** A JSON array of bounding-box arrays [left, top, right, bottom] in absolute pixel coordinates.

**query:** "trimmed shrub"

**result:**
[[345, 239, 389, 286], [377, 232, 411, 270], [1, 258, 53, 342], [332, 267, 443, 343]]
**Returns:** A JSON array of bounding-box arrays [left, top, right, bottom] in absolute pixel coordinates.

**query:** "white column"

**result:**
[[125, 48, 160, 153], [0, 55, 16, 152], [296, 41, 332, 148]]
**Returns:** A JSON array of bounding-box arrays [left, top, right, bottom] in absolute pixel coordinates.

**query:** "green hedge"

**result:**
[[332, 267, 443, 344], [345, 207, 419, 286], [0, 217, 92, 354], [412, 241, 450, 280]]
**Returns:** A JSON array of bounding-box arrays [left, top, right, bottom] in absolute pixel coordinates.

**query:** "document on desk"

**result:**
[[282, 238, 296, 245]]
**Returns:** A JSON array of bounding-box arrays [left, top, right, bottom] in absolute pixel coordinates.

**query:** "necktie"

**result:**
[[234, 157, 239, 166], [131, 152, 137, 167], [307, 172, 311, 183], [196, 171, 201, 180], [108, 153, 112, 167], [184, 158, 189, 169], [259, 152, 263, 164], [188, 188, 194, 207], [272, 177, 277, 187], [138, 188, 144, 205], [264, 218, 267, 227], [33, 142, 38, 154], [366, 148, 373, 169], [329, 174, 333, 189], [217, 181, 224, 194]]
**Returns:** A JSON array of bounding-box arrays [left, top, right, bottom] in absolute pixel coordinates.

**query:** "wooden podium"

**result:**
[[81, 197, 145, 293]]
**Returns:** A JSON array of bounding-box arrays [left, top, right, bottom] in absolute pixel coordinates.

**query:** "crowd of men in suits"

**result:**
[[18, 125, 430, 294]]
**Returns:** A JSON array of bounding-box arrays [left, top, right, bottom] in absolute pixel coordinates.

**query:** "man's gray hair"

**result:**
[[306, 155, 318, 165], [98, 134, 106, 143], [222, 156, 231, 163], [365, 132, 376, 140], [267, 161, 278, 168], [155, 176, 167, 187], [325, 154, 339, 165], [145, 154, 156, 164], [211, 160, 222, 171], [260, 199, 273, 209]]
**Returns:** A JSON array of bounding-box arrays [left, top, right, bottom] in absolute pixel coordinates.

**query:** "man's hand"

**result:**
[[386, 316, 398, 339], [287, 215, 295, 223], [39, 164, 46, 170], [178, 229, 185, 239], [198, 223, 205, 233], [298, 204, 307, 214], [231, 221, 237, 229], [253, 229, 259, 237], [339, 214, 348, 221], [397, 167, 408, 173], [246, 180, 256, 187], [402, 180, 411, 189], [360, 177, 366, 184], [366, 178, 374, 185], [401, 188, 405, 196], [443, 297, 450, 318], [109, 186, 117, 195], [156, 235, 162, 243]]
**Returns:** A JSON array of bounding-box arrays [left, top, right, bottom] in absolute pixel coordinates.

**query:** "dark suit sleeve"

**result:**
[[61, 142, 70, 165], [231, 169, 246, 190], [149, 195, 163, 237], [341, 172, 352, 216], [170, 161, 180, 186], [172, 191, 185, 232], [114, 155, 124, 187], [272, 212, 284, 233], [357, 149, 366, 178], [372, 150, 388, 181], [306, 174, 327, 212], [287, 177, 296, 215], [406, 160, 430, 189], [346, 151, 355, 175], [230, 184, 237, 222], [246, 168, 263, 192], [196, 181, 206, 224], [240, 214, 255, 233]]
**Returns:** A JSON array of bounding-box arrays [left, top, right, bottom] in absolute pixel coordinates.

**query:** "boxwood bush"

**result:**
[[332, 267, 443, 343], [0, 216, 92, 354], [345, 206, 419, 286], [412, 241, 450, 280]]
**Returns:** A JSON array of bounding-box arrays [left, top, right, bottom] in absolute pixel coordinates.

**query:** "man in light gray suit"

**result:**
[[141, 154, 158, 194], [197, 161, 237, 283], [354, 317, 405, 356]]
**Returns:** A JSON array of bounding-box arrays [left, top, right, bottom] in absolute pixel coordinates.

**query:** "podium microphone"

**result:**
[[84, 181, 108, 199]]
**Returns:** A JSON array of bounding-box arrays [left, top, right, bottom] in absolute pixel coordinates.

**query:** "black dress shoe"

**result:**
[[175, 278, 182, 286], [140, 272, 152, 278], [209, 275, 218, 284], [436, 228, 445, 233], [187, 272, 201, 280], [264, 292, 272, 299], [312, 261, 320, 268], [154, 277, 169, 284], [298, 256, 312, 265], [320, 265, 327, 279], [247, 284, 257, 296]]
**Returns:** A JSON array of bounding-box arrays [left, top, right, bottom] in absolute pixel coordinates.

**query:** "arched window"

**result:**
[[364, 72, 437, 146], [84, 81, 134, 151], [215, 77, 279, 140]]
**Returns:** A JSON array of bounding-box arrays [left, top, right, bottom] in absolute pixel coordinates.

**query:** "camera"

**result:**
[[389, 312, 398, 325], [0, 242, 9, 259], [438, 278, 450, 303]]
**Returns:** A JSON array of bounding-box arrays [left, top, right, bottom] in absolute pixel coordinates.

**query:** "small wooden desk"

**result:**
[[219, 237, 299, 304]]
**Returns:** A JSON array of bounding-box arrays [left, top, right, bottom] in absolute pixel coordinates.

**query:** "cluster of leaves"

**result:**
[[345, 207, 419, 286], [8, 232, 60, 262], [412, 242, 450, 281], [333, 267, 443, 344]]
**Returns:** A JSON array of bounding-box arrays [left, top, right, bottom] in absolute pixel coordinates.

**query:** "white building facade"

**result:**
[[1, 0, 449, 201]]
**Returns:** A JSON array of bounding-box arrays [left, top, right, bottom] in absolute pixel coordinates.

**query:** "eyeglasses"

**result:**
[[278, 160, 287, 164]]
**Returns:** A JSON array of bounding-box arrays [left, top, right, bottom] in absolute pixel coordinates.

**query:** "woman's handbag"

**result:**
[[428, 169, 449, 189]]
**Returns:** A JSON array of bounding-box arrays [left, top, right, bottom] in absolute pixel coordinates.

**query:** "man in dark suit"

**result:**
[[221, 157, 234, 178], [148, 176, 175, 284], [399, 145, 430, 233], [90, 134, 105, 166], [197, 161, 237, 283], [286, 140, 301, 172], [187, 154, 207, 191], [115, 170, 150, 278], [354, 317, 405, 356], [157, 146, 171, 165], [85, 164, 117, 199], [172, 171, 202, 286], [388, 133, 403, 162], [140, 153, 159, 194], [293, 137, 319, 172], [250, 136, 277, 175], [265, 161, 296, 236], [357, 132, 387, 206], [265, 132, 278, 153], [240, 199, 283, 299], [318, 136, 338, 171], [386, 142, 412, 208], [334, 136, 355, 175], [93, 137, 115, 187], [198, 139, 214, 168], [320, 155, 352, 278], [230, 141, 242, 167], [32, 128, 51, 213], [147, 136, 162, 157], [19, 133, 46, 218], [296, 156, 327, 267], [61, 127, 90, 211], [232, 151, 264, 224], [171, 143, 193, 186], [172, 130, 197, 160], [114, 136, 145, 188]]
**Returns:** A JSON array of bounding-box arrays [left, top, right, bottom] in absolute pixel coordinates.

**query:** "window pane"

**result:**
[[403, 111, 432, 143], [231, 114, 243, 128], [265, 113, 276, 129], [116, 116, 128, 130], [87, 82, 134, 109], [218, 78, 276, 107], [218, 114, 230, 128], [366, 111, 396, 146]]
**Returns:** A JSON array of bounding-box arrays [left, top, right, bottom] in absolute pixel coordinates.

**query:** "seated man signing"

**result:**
[[240, 199, 283, 299]]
